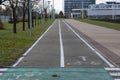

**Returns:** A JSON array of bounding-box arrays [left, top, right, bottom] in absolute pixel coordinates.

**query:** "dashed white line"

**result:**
[[105, 68, 120, 71], [63, 20, 115, 68], [0, 68, 8, 76], [115, 79, 120, 80], [110, 72, 120, 76], [59, 20, 65, 67]]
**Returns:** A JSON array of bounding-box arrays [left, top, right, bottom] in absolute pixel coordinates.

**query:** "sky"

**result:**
[[1, 0, 120, 12], [53, 0, 120, 13]]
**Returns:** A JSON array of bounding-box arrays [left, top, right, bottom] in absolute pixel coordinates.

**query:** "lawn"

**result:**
[[0, 19, 54, 66], [76, 19, 120, 31]]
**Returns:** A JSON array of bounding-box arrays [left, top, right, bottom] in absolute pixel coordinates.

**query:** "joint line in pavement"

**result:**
[[59, 20, 65, 67], [63, 20, 115, 68]]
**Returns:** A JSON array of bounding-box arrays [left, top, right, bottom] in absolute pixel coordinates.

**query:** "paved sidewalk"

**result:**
[[65, 19, 120, 65]]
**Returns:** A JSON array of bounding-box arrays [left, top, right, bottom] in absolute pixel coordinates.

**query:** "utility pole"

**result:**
[[82, 0, 84, 19], [112, 1, 115, 20], [43, 0, 44, 19], [48, 1, 51, 19], [53, 0, 55, 18], [29, 0, 32, 37]]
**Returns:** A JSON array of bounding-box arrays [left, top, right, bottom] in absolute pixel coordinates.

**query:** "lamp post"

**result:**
[[42, 0, 44, 19], [51, 4, 53, 18], [53, 0, 55, 18], [112, 1, 115, 20], [81, 0, 84, 19], [29, 0, 32, 37], [48, 1, 51, 19]]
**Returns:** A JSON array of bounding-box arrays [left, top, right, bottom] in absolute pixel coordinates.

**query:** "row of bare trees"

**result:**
[[0, 0, 40, 33]]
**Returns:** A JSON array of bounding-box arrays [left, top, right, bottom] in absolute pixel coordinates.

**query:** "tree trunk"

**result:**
[[44, 8, 48, 22], [32, 12, 34, 28], [13, 8, 17, 33], [23, 10, 26, 31], [28, 7, 30, 29]]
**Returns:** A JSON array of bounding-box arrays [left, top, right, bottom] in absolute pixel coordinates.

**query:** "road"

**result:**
[[15, 19, 114, 68]]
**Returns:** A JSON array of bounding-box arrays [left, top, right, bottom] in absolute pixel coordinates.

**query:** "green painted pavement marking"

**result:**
[[0, 68, 113, 80]]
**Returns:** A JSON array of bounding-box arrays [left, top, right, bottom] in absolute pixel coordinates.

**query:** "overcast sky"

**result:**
[[53, 0, 120, 13]]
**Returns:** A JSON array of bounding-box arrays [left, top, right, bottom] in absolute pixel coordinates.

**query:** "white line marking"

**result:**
[[63, 20, 115, 68], [0, 68, 8, 76], [0, 68, 8, 71], [12, 57, 24, 67], [12, 21, 56, 67], [115, 79, 120, 80], [79, 56, 87, 61], [105, 68, 120, 71], [59, 20, 65, 67], [0, 73, 2, 76], [110, 72, 120, 76], [82, 56, 87, 62]]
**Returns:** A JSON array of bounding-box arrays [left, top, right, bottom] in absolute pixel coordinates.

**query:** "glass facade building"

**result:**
[[64, 0, 95, 17]]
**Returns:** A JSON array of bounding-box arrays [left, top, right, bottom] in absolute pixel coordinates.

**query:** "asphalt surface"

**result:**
[[15, 19, 113, 68]]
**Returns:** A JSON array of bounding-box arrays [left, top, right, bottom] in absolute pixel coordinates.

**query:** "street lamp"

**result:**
[[43, 0, 44, 19], [53, 0, 55, 18], [29, 0, 32, 37], [48, 1, 51, 19], [81, 0, 84, 19], [29, 0, 39, 36], [112, 1, 115, 20]]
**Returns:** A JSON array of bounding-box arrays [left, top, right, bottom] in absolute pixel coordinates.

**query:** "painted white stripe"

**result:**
[[0, 68, 8, 76], [0, 68, 8, 71], [63, 20, 115, 68], [110, 72, 120, 76], [12, 21, 56, 67], [105, 68, 120, 71], [0, 73, 2, 76], [115, 79, 120, 80], [59, 20, 65, 67], [12, 57, 24, 67]]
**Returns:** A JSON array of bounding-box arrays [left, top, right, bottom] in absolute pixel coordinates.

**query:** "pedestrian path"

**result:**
[[65, 19, 120, 65]]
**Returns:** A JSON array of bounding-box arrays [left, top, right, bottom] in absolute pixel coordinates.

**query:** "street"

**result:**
[[15, 19, 114, 68]]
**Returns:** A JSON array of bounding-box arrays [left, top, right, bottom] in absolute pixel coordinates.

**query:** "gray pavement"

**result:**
[[15, 19, 116, 68], [65, 19, 120, 65]]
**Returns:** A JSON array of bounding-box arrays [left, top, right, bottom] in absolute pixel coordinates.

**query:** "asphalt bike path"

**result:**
[[14, 19, 112, 68], [1, 19, 120, 80]]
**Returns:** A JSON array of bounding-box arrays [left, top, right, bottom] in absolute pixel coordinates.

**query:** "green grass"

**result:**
[[76, 19, 120, 31], [0, 19, 54, 66]]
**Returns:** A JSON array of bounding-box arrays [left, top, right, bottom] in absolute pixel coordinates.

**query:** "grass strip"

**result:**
[[76, 19, 120, 31], [0, 19, 54, 66]]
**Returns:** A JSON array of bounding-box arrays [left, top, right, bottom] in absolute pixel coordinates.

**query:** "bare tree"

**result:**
[[19, 0, 29, 31], [28, 0, 40, 28], [0, 6, 4, 29], [59, 11, 64, 18], [8, 0, 19, 33], [0, 0, 6, 29]]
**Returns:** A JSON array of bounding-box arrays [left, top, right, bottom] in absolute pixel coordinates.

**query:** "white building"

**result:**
[[87, 2, 120, 19]]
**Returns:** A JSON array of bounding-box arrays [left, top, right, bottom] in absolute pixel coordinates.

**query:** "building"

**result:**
[[87, 2, 120, 19], [64, 0, 95, 18]]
